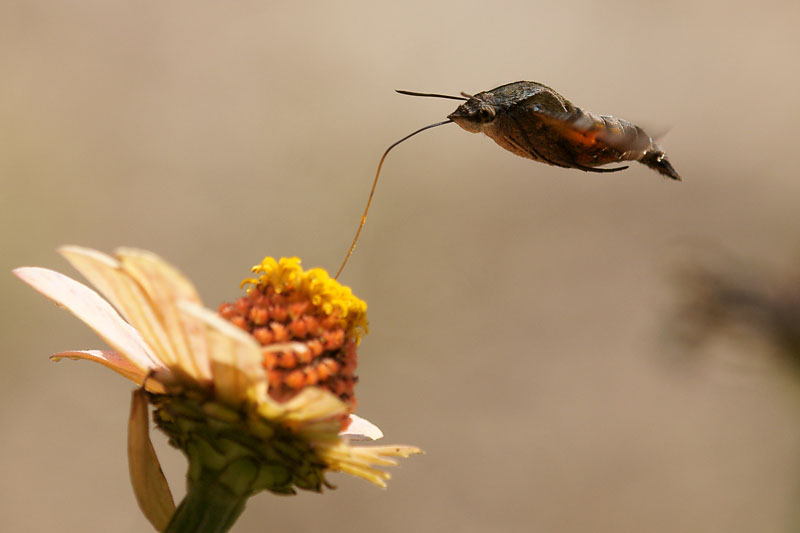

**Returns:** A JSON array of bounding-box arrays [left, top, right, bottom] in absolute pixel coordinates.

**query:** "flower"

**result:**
[[14, 247, 420, 532]]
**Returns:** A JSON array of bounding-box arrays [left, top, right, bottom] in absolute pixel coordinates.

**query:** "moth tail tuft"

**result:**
[[640, 146, 682, 181]]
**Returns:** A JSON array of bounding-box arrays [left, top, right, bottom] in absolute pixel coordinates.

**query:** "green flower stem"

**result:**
[[164, 477, 249, 533]]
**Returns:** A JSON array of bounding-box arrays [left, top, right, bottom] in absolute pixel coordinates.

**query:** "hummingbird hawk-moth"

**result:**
[[335, 81, 682, 278]]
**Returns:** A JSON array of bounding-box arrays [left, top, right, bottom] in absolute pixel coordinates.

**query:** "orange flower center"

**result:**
[[219, 284, 358, 410]]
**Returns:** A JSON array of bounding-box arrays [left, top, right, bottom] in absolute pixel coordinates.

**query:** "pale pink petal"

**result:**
[[279, 386, 349, 424], [50, 351, 166, 393], [51, 350, 144, 385], [58, 246, 179, 369], [128, 388, 175, 531], [177, 301, 265, 406], [13, 267, 161, 373], [115, 248, 211, 382], [340, 414, 384, 441]]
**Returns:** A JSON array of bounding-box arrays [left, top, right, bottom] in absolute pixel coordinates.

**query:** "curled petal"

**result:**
[[177, 301, 265, 406], [13, 267, 162, 373], [50, 350, 167, 393], [129, 388, 175, 531], [340, 414, 384, 441]]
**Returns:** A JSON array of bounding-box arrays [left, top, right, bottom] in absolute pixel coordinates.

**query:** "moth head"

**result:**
[[448, 99, 497, 133]]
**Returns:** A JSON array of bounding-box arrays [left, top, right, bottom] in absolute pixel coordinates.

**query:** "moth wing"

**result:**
[[502, 101, 628, 172], [524, 104, 652, 154]]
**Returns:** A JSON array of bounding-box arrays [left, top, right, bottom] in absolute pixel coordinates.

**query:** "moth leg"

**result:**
[[572, 163, 629, 173]]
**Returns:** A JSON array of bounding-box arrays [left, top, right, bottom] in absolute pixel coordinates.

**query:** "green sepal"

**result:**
[[150, 392, 330, 497]]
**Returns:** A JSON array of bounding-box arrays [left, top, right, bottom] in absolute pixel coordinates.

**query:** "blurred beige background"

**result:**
[[3, 1, 800, 531]]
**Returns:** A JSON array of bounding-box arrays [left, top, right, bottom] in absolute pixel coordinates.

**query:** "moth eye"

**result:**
[[477, 107, 496, 122]]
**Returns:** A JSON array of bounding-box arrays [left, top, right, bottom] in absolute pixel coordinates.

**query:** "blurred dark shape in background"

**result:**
[[673, 251, 800, 374]]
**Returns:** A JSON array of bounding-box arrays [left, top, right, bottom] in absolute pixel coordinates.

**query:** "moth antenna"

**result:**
[[396, 89, 468, 101], [335, 119, 453, 279], [460, 92, 473, 99]]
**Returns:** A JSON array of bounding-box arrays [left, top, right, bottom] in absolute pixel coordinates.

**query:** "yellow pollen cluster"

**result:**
[[242, 257, 368, 343]]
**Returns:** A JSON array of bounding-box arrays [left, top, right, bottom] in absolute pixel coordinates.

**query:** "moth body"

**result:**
[[448, 81, 681, 180]]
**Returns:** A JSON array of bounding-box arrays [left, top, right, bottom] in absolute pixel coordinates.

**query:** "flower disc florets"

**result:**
[[219, 258, 367, 411]]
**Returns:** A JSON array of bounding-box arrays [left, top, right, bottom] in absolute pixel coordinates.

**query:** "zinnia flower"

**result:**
[[14, 246, 420, 532]]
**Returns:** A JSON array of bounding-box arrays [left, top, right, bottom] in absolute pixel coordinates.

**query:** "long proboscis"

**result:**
[[334, 119, 453, 279]]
